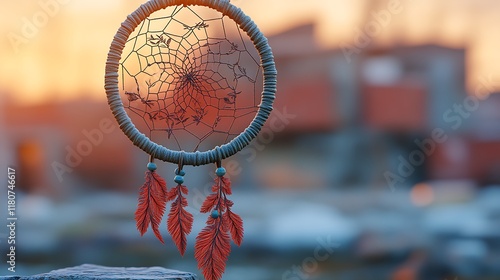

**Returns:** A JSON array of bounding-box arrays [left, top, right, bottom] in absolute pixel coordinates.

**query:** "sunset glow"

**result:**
[[1, 0, 500, 104]]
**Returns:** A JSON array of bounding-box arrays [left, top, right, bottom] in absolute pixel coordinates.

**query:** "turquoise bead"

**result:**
[[174, 175, 184, 184], [215, 167, 226, 177], [175, 168, 186, 176], [211, 210, 219, 219], [147, 162, 157, 171]]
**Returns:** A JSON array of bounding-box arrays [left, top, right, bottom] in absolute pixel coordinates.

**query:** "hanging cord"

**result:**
[[176, 151, 185, 175]]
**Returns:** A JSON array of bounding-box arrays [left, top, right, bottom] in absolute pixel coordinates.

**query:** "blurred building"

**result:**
[[1, 101, 137, 195], [263, 22, 500, 189]]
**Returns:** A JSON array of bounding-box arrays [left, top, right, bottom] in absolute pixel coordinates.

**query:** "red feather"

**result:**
[[194, 175, 244, 280], [167, 184, 194, 256], [220, 177, 232, 195], [224, 209, 244, 246], [134, 171, 167, 243], [194, 217, 231, 280], [200, 193, 218, 213]]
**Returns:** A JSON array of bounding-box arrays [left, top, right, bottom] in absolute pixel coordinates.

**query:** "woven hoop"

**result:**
[[104, 0, 276, 166]]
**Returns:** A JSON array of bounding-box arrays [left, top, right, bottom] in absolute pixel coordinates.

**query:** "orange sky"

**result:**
[[1, 0, 500, 104]]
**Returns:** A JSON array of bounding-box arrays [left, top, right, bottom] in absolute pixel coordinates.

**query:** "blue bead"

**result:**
[[211, 210, 219, 219], [215, 167, 226, 177], [147, 162, 157, 171], [175, 168, 186, 176], [174, 175, 184, 184]]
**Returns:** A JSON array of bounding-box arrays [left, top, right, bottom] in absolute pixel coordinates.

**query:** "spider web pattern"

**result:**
[[119, 5, 262, 152]]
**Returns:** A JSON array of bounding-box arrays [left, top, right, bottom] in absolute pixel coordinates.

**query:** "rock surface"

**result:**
[[0, 264, 198, 280]]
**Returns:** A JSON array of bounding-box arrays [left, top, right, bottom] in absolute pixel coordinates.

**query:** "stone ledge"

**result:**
[[0, 264, 198, 280]]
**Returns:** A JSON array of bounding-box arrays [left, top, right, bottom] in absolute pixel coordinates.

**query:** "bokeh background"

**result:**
[[2, 0, 500, 279]]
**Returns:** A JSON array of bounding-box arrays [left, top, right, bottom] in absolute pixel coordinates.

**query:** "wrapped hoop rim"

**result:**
[[104, 0, 277, 166]]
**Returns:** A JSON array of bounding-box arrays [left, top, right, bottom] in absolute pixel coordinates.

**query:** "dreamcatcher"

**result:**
[[104, 0, 276, 279]]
